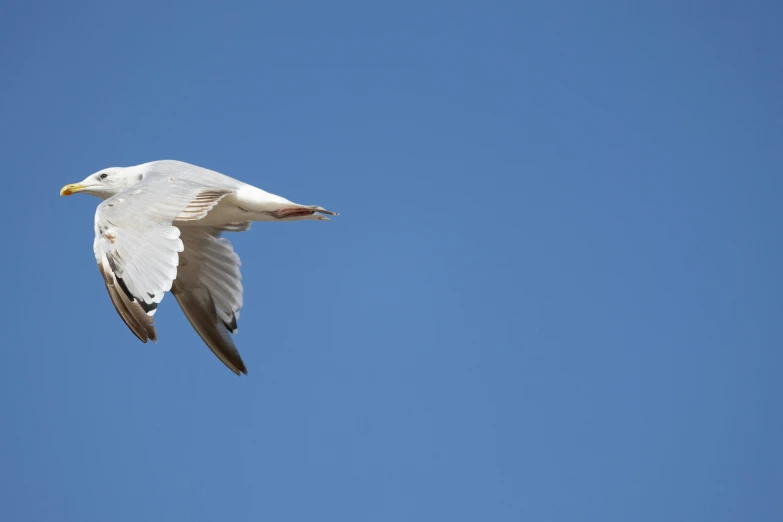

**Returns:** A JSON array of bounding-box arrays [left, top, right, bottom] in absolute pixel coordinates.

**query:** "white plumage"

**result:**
[[61, 160, 337, 375]]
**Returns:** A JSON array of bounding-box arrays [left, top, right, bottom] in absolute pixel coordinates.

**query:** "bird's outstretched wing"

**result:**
[[171, 227, 246, 375], [93, 176, 233, 342]]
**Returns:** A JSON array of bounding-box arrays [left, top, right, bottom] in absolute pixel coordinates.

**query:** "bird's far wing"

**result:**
[[93, 176, 233, 343], [171, 227, 247, 375]]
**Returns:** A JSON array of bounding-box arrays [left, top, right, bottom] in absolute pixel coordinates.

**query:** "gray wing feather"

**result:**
[[98, 257, 157, 343], [172, 228, 246, 375]]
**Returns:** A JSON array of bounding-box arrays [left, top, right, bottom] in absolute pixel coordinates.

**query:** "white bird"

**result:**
[[60, 160, 337, 375]]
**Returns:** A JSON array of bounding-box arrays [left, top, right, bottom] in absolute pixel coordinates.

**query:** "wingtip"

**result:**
[[230, 365, 248, 376]]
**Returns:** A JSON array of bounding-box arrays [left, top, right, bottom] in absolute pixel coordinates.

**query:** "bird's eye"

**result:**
[[100, 173, 108, 180]]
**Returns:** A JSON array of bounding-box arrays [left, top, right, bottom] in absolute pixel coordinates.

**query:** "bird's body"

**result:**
[[61, 160, 336, 375]]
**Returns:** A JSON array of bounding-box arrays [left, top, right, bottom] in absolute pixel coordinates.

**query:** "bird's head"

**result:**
[[60, 167, 141, 200]]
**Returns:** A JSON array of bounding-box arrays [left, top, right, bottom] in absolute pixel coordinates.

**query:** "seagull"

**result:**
[[60, 160, 336, 375]]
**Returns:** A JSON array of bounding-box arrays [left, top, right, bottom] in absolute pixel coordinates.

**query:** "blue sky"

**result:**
[[0, 1, 781, 520]]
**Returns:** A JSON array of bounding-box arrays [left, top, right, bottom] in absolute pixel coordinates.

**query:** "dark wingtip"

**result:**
[[231, 358, 248, 376]]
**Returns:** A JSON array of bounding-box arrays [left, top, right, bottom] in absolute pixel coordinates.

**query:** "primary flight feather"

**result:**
[[60, 160, 337, 375]]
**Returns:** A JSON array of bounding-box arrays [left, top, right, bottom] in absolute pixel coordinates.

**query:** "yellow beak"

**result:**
[[60, 183, 86, 196]]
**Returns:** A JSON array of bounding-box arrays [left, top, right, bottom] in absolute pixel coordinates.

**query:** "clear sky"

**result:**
[[0, 1, 780, 521]]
